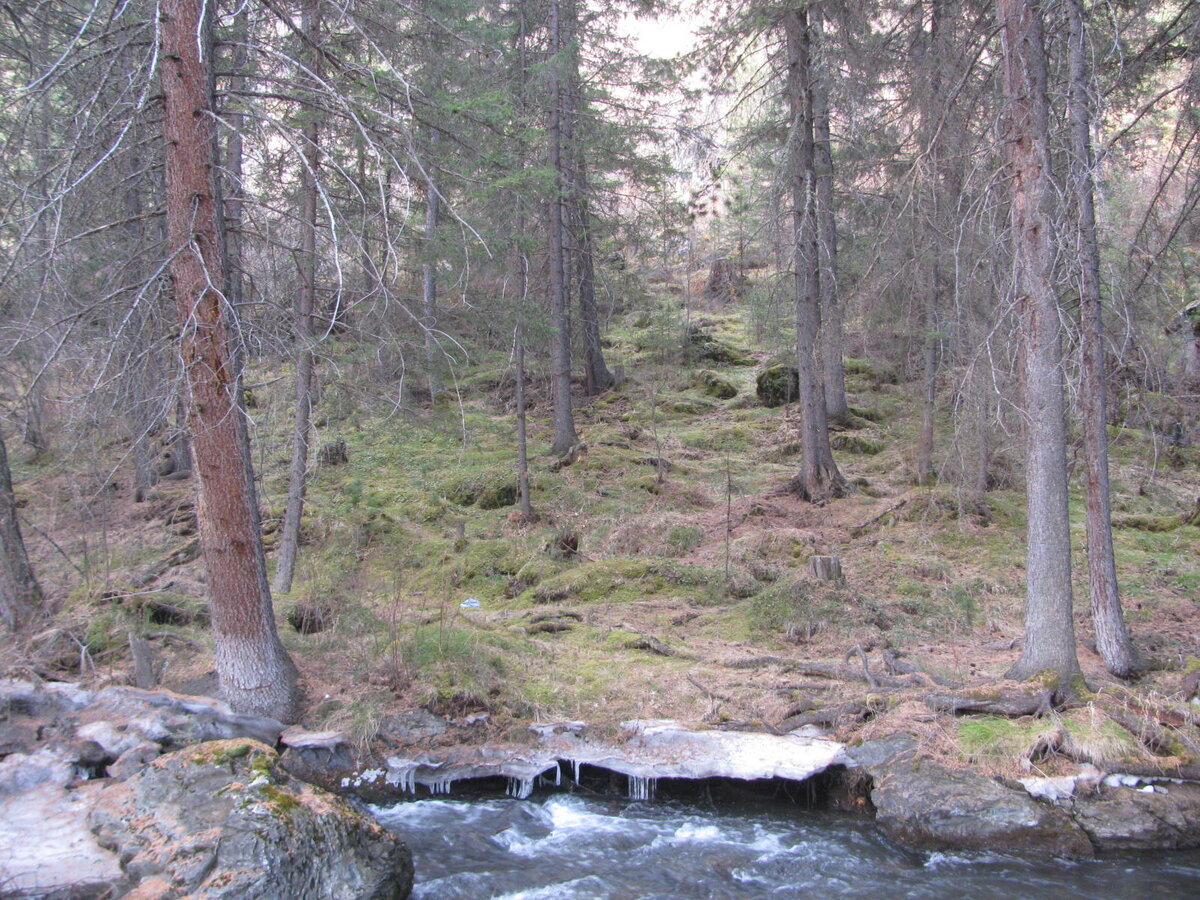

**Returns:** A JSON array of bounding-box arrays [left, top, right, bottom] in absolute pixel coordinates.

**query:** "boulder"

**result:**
[[871, 760, 1093, 858], [1068, 781, 1200, 851], [0, 781, 124, 899], [756, 365, 799, 408], [687, 327, 753, 366], [89, 739, 413, 899], [694, 370, 738, 400]]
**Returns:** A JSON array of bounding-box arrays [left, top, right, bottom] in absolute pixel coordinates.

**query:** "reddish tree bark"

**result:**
[[161, 0, 299, 721]]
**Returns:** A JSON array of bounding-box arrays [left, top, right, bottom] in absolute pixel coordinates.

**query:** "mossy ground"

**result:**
[[6, 277, 1200, 772]]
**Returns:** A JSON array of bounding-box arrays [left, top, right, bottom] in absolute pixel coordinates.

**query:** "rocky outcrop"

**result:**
[[0, 681, 412, 899], [1067, 780, 1200, 851], [90, 740, 412, 899], [0, 780, 123, 899], [870, 760, 1094, 859], [849, 732, 1200, 858], [0, 738, 412, 900]]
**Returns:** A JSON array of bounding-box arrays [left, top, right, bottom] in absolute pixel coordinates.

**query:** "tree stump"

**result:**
[[317, 439, 348, 467], [128, 632, 157, 689], [808, 555, 843, 584], [704, 258, 746, 304]]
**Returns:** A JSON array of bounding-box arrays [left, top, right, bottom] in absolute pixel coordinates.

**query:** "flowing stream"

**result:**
[[372, 791, 1200, 899]]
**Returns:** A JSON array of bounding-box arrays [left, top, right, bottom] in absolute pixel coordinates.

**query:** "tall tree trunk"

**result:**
[[514, 3, 533, 519], [1067, 0, 1138, 677], [120, 120, 160, 504], [224, 5, 249, 358], [0, 427, 45, 633], [915, 272, 940, 485], [784, 7, 846, 503], [516, 262, 533, 521], [548, 0, 577, 455], [161, 0, 299, 721], [811, 9, 847, 419], [914, 0, 952, 485], [561, 5, 612, 398], [999, 0, 1082, 690], [273, 1, 323, 596], [574, 163, 614, 396], [422, 137, 444, 400]]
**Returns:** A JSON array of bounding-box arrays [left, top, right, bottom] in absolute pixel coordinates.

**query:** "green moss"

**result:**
[[843, 358, 900, 385], [439, 465, 517, 509], [847, 405, 885, 423], [529, 557, 711, 604], [678, 424, 753, 453], [687, 329, 754, 366], [260, 784, 302, 818], [756, 365, 799, 408], [250, 753, 275, 779], [1114, 514, 1180, 533], [830, 434, 884, 455], [956, 716, 1060, 764], [197, 739, 261, 768], [693, 370, 738, 400], [670, 398, 716, 416]]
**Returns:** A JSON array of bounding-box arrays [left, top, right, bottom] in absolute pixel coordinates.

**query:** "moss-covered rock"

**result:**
[[694, 370, 738, 400], [687, 327, 754, 366], [87, 739, 413, 899], [670, 397, 716, 415], [440, 466, 517, 509], [830, 434, 885, 455], [756, 365, 799, 407], [844, 357, 900, 386], [529, 557, 710, 604]]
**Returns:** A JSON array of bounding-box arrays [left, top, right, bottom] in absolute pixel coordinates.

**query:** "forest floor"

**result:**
[[6, 279, 1200, 778]]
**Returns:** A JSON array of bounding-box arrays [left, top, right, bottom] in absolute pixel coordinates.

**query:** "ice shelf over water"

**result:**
[[370, 719, 847, 799]]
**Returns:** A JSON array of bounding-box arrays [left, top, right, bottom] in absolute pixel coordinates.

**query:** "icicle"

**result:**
[[427, 775, 453, 796], [385, 761, 418, 795], [628, 775, 657, 802], [507, 776, 534, 800], [572, 759, 581, 785], [554, 763, 562, 787]]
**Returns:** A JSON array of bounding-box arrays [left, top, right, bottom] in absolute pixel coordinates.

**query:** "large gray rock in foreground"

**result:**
[[1069, 781, 1200, 851], [871, 760, 1094, 859], [89, 739, 412, 899], [0, 780, 123, 899], [0, 682, 412, 899], [0, 735, 412, 899]]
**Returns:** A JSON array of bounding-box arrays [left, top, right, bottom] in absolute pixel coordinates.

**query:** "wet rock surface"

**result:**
[[90, 740, 412, 900], [851, 731, 1200, 858], [0, 681, 412, 899], [5, 679, 1200, 882], [870, 759, 1095, 859], [1068, 780, 1200, 851]]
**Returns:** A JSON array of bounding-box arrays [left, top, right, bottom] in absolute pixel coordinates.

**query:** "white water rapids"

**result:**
[[372, 791, 1200, 899]]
